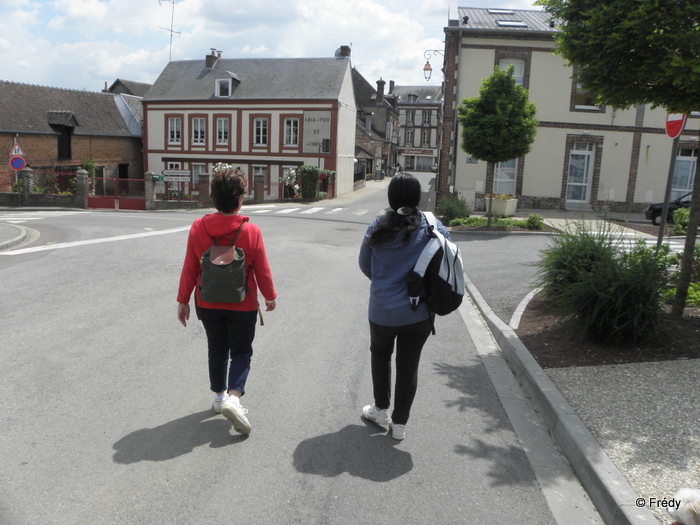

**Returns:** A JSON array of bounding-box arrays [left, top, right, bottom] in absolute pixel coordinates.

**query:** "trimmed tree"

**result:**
[[457, 66, 538, 224], [537, 0, 700, 316]]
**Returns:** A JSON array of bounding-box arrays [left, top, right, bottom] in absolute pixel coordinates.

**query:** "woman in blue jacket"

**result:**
[[358, 174, 449, 440]]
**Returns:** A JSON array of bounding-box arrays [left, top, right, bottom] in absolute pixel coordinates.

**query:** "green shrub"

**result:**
[[536, 224, 671, 345], [437, 194, 471, 222], [673, 207, 690, 235], [299, 165, 319, 200], [669, 245, 700, 283], [524, 213, 544, 230]]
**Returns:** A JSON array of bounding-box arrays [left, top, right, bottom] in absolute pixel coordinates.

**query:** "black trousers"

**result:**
[[369, 317, 433, 425]]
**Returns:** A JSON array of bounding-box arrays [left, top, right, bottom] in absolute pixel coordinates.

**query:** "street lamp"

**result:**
[[423, 50, 444, 81]]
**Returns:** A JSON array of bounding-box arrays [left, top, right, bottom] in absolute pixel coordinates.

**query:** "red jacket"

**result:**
[[177, 213, 276, 311]]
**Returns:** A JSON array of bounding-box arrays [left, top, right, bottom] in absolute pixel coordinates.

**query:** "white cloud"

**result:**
[[0, 0, 544, 91]]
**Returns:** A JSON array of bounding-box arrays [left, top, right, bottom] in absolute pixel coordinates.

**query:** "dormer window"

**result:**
[[408, 94, 417, 103], [216, 78, 232, 98]]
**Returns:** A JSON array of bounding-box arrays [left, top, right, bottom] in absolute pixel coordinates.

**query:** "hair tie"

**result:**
[[396, 206, 415, 216]]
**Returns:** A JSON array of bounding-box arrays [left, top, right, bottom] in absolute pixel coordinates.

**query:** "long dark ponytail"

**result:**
[[367, 174, 422, 246]]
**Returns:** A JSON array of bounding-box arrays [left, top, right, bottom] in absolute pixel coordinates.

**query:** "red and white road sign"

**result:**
[[9, 143, 24, 156], [665, 113, 687, 139]]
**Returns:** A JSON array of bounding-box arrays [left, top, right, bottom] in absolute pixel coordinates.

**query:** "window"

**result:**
[[494, 158, 517, 195], [421, 130, 431, 147], [422, 111, 431, 126], [216, 79, 231, 98], [57, 126, 73, 160], [408, 94, 417, 103], [406, 111, 415, 126], [216, 118, 229, 145], [416, 156, 434, 171], [572, 79, 603, 111], [672, 148, 698, 200], [405, 129, 414, 146], [567, 143, 595, 202], [254, 118, 268, 146], [168, 117, 181, 145], [499, 59, 525, 85], [192, 118, 205, 145], [284, 118, 299, 146], [191, 163, 206, 189]]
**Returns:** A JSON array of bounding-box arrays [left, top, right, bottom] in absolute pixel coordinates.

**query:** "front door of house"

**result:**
[[566, 143, 594, 203]]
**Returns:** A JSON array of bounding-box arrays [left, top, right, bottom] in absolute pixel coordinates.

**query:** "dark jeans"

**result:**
[[369, 317, 433, 425], [199, 308, 258, 395]]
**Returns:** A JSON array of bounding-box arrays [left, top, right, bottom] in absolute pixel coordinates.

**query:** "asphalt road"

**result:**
[[0, 195, 562, 523]]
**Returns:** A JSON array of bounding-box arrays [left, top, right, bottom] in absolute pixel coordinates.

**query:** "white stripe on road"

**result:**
[[1, 226, 191, 256], [325, 208, 345, 214], [300, 207, 325, 214], [276, 208, 301, 214], [351, 209, 370, 216]]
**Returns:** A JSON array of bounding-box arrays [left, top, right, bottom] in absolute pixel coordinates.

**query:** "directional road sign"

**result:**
[[162, 169, 190, 176], [163, 176, 191, 182]]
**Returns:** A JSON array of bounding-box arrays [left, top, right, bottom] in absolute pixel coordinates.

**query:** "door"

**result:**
[[566, 143, 594, 203]]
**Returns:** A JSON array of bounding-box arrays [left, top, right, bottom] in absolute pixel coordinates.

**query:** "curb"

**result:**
[[0, 224, 27, 251], [464, 275, 658, 525]]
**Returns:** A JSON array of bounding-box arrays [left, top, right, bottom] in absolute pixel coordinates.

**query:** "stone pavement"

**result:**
[[1, 198, 696, 525]]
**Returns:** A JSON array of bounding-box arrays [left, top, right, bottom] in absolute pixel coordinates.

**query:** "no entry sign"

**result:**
[[9, 156, 26, 170], [665, 113, 687, 139]]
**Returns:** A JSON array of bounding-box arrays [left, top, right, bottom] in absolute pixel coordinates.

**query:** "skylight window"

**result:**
[[488, 9, 514, 15], [496, 20, 528, 27]]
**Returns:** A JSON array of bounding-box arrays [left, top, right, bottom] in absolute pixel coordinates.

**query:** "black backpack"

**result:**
[[408, 212, 465, 318]]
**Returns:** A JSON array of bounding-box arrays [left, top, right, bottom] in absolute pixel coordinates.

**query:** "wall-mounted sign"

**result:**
[[302, 111, 332, 154], [399, 148, 434, 155], [466, 157, 478, 164]]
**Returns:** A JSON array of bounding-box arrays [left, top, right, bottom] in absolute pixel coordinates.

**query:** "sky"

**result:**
[[0, 0, 540, 93]]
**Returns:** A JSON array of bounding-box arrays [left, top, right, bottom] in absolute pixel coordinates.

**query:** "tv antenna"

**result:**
[[159, 0, 183, 62]]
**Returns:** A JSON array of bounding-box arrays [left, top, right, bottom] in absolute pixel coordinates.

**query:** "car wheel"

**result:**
[[651, 212, 662, 226]]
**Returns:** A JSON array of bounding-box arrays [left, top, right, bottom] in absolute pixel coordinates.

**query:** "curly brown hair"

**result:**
[[210, 168, 248, 213]]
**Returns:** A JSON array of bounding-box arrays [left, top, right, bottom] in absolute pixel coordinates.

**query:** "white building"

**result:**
[[436, 7, 698, 212]]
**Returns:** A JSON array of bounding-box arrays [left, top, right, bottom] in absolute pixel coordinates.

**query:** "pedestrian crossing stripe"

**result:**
[[275, 208, 300, 214], [300, 207, 324, 214], [325, 208, 345, 214]]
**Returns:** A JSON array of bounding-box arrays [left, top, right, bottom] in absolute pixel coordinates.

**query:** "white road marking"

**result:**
[[351, 209, 370, 216], [1, 226, 191, 256], [300, 207, 325, 214], [275, 208, 300, 214], [325, 208, 345, 214]]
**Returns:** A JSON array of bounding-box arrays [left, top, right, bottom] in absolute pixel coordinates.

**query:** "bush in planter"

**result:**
[[299, 165, 319, 200]]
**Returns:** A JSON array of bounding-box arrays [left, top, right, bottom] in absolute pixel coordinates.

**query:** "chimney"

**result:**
[[376, 78, 385, 104], [389, 80, 395, 94], [206, 49, 219, 69], [339, 45, 351, 57]]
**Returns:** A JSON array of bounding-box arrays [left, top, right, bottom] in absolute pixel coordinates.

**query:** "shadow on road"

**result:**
[[293, 423, 412, 481], [112, 410, 247, 464]]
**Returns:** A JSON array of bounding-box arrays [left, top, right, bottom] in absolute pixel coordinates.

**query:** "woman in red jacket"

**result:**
[[177, 166, 277, 435]]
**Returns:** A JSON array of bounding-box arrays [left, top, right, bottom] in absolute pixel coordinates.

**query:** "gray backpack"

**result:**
[[198, 221, 248, 303]]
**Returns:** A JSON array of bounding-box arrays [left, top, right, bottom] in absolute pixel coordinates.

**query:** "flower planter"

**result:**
[[485, 197, 518, 217]]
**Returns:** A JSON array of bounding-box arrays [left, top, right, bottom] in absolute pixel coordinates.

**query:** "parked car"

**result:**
[[644, 192, 692, 225]]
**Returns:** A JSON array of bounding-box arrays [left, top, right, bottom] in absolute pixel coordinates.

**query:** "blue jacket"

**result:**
[[359, 212, 450, 326]]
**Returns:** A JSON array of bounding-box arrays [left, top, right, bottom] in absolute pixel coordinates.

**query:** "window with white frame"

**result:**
[[254, 118, 268, 146], [499, 59, 525, 85], [405, 129, 414, 146], [421, 130, 430, 147], [216, 78, 231, 98], [672, 148, 698, 200], [406, 111, 415, 126], [494, 158, 518, 196], [192, 118, 205, 145], [284, 118, 299, 146], [168, 117, 181, 145], [216, 118, 229, 145], [191, 163, 205, 188], [422, 111, 431, 126]]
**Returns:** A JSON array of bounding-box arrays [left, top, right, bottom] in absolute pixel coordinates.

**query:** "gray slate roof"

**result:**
[[392, 85, 443, 105], [456, 7, 556, 34], [0, 81, 137, 137], [144, 56, 352, 102], [108, 79, 152, 97]]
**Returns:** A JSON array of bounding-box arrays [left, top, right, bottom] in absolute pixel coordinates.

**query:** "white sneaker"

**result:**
[[390, 422, 406, 441], [212, 393, 229, 414], [362, 404, 391, 425], [221, 396, 251, 434]]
